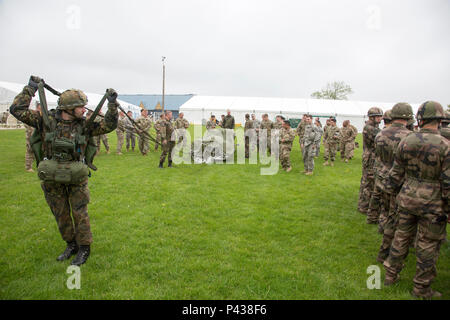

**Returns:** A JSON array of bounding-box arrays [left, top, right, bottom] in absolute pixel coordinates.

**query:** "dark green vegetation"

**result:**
[[0, 127, 448, 299]]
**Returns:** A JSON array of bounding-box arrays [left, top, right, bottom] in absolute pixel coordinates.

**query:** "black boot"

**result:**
[[159, 161, 164, 168], [71, 245, 90, 266], [57, 241, 78, 261], [168, 160, 172, 168]]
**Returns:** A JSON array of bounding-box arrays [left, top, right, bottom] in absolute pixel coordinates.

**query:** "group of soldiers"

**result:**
[[12, 76, 448, 299], [358, 103, 449, 299]]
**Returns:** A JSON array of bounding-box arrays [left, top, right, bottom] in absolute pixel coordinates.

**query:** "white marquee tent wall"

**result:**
[[179, 95, 420, 132], [0, 81, 141, 123]]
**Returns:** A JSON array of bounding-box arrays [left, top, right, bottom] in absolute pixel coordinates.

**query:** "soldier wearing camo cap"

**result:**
[[383, 101, 449, 299], [357, 107, 383, 214], [323, 117, 340, 166]]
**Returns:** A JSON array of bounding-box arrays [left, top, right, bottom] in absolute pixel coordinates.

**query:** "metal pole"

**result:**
[[162, 56, 166, 113]]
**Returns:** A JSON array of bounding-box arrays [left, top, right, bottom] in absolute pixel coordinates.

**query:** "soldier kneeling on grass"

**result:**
[[10, 76, 119, 266]]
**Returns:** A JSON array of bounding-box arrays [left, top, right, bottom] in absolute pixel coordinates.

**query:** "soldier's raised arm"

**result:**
[[89, 89, 119, 136], [9, 76, 43, 128]]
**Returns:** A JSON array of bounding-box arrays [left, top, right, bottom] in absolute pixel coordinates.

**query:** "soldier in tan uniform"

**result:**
[[135, 108, 152, 156], [260, 114, 273, 155], [206, 115, 218, 130], [159, 111, 175, 168], [154, 114, 164, 151], [340, 120, 357, 163], [280, 120, 296, 172], [175, 112, 190, 146]]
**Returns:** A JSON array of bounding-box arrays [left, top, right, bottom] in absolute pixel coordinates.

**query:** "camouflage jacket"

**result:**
[[340, 126, 357, 143], [252, 119, 261, 129], [175, 118, 189, 129], [154, 119, 163, 133], [117, 116, 126, 132], [25, 123, 34, 146], [303, 124, 321, 146], [388, 128, 450, 215], [280, 128, 296, 146], [244, 119, 254, 132], [440, 127, 450, 140], [10, 85, 118, 161], [296, 121, 306, 141], [323, 124, 330, 142], [260, 119, 273, 136], [160, 118, 175, 141], [324, 125, 340, 144], [362, 120, 380, 152], [273, 121, 283, 130], [206, 120, 217, 130], [223, 115, 235, 129], [135, 116, 152, 135], [374, 123, 412, 192], [124, 117, 135, 133]]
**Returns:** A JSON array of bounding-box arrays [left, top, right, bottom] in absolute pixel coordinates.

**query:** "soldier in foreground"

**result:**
[[323, 117, 340, 167], [302, 115, 321, 175], [116, 111, 126, 155], [135, 108, 152, 156], [10, 76, 119, 266], [357, 107, 383, 214], [371, 104, 414, 261], [280, 120, 296, 172], [159, 110, 175, 168], [383, 101, 448, 299]]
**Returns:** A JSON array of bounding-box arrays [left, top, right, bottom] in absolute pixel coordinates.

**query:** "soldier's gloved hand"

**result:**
[[28, 76, 42, 91], [107, 88, 118, 103]]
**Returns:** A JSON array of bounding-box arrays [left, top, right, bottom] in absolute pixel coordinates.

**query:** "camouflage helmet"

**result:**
[[57, 89, 88, 110], [383, 110, 392, 122], [441, 111, 450, 123], [390, 102, 413, 120], [416, 101, 444, 121], [367, 107, 383, 117]]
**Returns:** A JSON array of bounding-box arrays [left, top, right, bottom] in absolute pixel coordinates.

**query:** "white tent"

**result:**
[[179, 95, 421, 132], [0, 81, 141, 118]]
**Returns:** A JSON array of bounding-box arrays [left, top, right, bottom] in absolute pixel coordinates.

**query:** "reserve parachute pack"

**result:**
[[33, 82, 108, 184]]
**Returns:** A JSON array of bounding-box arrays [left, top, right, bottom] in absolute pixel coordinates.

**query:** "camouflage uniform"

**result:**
[[244, 119, 254, 158], [260, 119, 273, 154], [175, 117, 189, 145], [116, 115, 126, 153], [206, 119, 217, 130], [160, 118, 175, 165], [349, 125, 358, 159], [154, 118, 163, 151], [323, 124, 330, 157], [135, 115, 152, 155], [124, 116, 136, 151], [340, 125, 357, 160], [373, 123, 412, 259], [280, 127, 296, 170], [323, 125, 340, 163], [25, 124, 35, 170], [223, 115, 235, 129], [302, 123, 321, 173], [272, 121, 283, 158], [296, 121, 306, 153], [314, 125, 323, 157], [10, 84, 118, 248], [358, 117, 381, 213]]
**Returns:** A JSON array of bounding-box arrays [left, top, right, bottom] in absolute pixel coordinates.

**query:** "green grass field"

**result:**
[[0, 127, 448, 300]]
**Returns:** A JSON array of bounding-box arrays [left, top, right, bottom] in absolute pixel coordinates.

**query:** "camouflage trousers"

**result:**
[[280, 144, 292, 169], [384, 210, 447, 293], [155, 133, 161, 151], [315, 140, 321, 157], [116, 129, 124, 153], [303, 144, 316, 172], [324, 142, 337, 162], [367, 180, 385, 223], [341, 141, 355, 160], [25, 143, 34, 170], [358, 152, 375, 213], [41, 179, 92, 245], [377, 193, 399, 261], [138, 135, 150, 155], [126, 131, 135, 151], [160, 141, 175, 163], [95, 134, 109, 152]]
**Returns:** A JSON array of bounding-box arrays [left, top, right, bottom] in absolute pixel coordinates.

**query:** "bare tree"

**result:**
[[311, 81, 354, 100]]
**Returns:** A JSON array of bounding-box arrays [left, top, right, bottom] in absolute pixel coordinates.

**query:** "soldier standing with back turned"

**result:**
[[383, 101, 448, 299]]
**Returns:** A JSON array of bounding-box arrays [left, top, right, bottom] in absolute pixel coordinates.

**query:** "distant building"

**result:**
[[118, 94, 194, 119]]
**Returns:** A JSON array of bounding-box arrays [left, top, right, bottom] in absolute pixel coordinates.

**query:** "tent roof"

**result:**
[[180, 95, 421, 116], [118, 94, 194, 111], [0, 81, 140, 113]]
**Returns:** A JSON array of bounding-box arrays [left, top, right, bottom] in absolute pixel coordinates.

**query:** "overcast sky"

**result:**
[[0, 0, 449, 104]]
